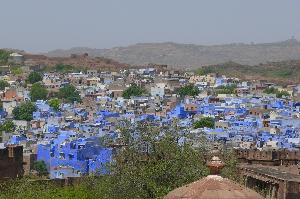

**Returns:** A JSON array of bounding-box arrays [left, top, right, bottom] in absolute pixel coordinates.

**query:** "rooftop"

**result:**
[[164, 175, 264, 199]]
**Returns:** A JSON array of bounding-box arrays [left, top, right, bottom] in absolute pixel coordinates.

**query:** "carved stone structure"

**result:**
[[235, 149, 300, 166], [239, 164, 300, 199]]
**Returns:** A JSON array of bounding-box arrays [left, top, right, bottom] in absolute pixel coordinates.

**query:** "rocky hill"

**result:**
[[45, 38, 300, 68], [23, 53, 129, 71]]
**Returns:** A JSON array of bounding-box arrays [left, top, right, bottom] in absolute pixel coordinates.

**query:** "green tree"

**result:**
[[263, 87, 278, 94], [177, 84, 200, 97], [108, 122, 209, 198], [0, 176, 112, 199], [193, 117, 215, 129], [12, 102, 37, 121], [58, 84, 81, 103], [0, 49, 10, 64], [215, 84, 237, 94], [195, 68, 206, 75], [27, 71, 43, 84], [30, 83, 48, 102], [0, 80, 9, 90], [263, 87, 290, 98], [221, 149, 240, 182], [195, 68, 213, 75], [11, 67, 23, 75], [33, 161, 48, 177], [55, 64, 75, 73], [276, 91, 290, 98], [122, 84, 146, 99], [48, 98, 60, 111], [0, 120, 15, 133]]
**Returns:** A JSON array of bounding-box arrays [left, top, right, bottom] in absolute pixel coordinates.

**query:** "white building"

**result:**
[[151, 83, 166, 97]]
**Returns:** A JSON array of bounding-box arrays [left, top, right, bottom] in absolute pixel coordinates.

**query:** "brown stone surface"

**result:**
[[235, 149, 300, 166], [239, 164, 300, 199], [240, 164, 300, 182], [0, 146, 24, 179], [164, 175, 264, 199]]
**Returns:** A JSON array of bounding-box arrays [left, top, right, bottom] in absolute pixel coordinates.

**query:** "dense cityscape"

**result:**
[[0, 51, 299, 198], [1, 1, 300, 198]]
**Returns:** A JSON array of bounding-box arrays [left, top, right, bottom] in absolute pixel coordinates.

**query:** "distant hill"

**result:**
[[45, 38, 300, 68], [22, 53, 129, 71], [198, 60, 300, 85]]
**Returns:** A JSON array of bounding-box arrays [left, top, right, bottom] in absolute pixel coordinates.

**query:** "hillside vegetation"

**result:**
[[197, 60, 300, 85]]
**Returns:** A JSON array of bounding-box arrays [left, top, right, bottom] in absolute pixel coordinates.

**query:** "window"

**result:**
[[68, 154, 74, 160], [8, 147, 14, 158], [59, 153, 65, 159], [70, 143, 76, 149]]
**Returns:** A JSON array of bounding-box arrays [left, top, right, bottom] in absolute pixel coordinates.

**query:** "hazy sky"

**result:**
[[0, 0, 299, 52]]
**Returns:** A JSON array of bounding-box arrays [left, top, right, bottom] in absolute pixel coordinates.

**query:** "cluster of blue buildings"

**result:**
[[0, 68, 300, 179], [2, 93, 300, 179], [37, 132, 112, 178], [170, 96, 300, 150]]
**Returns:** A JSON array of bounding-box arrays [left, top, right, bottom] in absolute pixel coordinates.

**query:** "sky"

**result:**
[[0, 0, 300, 52]]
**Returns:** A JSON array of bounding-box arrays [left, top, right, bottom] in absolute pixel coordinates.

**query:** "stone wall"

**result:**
[[235, 149, 300, 166], [0, 146, 24, 179]]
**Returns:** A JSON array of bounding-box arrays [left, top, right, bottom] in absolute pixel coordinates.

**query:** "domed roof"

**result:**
[[207, 156, 225, 175], [164, 175, 264, 199]]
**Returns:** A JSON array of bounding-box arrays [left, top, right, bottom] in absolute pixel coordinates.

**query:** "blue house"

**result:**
[[168, 104, 188, 119], [37, 132, 112, 179]]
